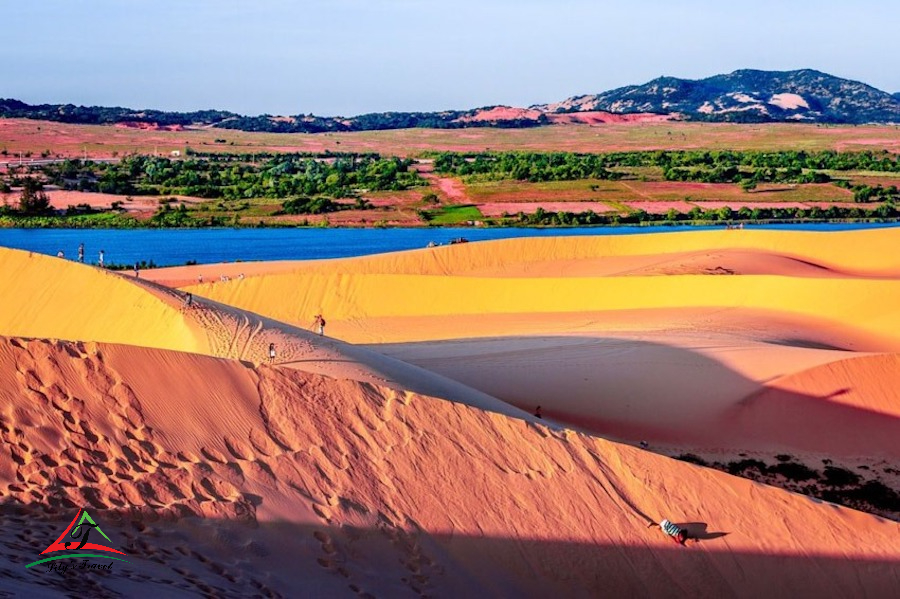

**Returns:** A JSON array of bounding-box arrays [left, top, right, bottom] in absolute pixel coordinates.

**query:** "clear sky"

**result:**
[[5, 1, 898, 116]]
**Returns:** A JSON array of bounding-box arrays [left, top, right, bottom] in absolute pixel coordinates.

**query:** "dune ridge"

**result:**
[[168, 227, 900, 277], [166, 230, 900, 350], [3, 227, 900, 595], [0, 247, 525, 419], [154, 229, 900, 513], [1, 337, 898, 597]]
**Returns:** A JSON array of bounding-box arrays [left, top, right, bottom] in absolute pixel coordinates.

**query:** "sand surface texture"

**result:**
[[1, 228, 899, 597]]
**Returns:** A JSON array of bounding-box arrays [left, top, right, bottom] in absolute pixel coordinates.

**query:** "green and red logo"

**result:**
[[26, 509, 129, 571]]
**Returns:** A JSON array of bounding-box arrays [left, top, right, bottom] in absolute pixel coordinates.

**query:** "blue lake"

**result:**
[[1, 223, 898, 267]]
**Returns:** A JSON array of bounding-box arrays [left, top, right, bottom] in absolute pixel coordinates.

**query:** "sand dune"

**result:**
[[721, 354, 900, 456], [1, 337, 898, 597], [153, 227, 900, 282], [3, 227, 900, 595], [154, 229, 900, 493], [166, 230, 900, 350], [177, 265, 900, 353], [0, 248, 523, 419]]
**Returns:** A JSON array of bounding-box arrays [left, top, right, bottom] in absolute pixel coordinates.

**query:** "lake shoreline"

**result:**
[[4, 222, 899, 269]]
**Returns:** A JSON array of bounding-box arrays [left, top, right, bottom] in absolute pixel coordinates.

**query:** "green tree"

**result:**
[[18, 178, 53, 215]]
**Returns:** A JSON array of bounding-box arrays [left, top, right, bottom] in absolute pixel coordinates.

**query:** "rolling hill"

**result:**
[[537, 69, 900, 124], [2, 70, 899, 132]]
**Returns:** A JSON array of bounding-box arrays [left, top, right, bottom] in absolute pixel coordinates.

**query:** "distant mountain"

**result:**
[[0, 98, 553, 133], [2, 70, 899, 132], [0, 98, 237, 129], [535, 69, 900, 124]]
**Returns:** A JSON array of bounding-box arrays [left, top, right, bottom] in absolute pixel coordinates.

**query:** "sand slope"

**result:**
[[3, 229, 900, 595], [722, 354, 900, 456], [158, 229, 900, 471], [157, 228, 900, 282], [1, 337, 898, 597], [169, 230, 900, 349], [0, 247, 524, 419]]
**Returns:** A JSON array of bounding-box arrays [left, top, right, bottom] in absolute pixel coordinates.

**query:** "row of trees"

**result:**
[[848, 184, 900, 203], [507, 203, 897, 226], [278, 196, 372, 215], [12, 153, 423, 200], [0, 99, 545, 133], [432, 150, 900, 184]]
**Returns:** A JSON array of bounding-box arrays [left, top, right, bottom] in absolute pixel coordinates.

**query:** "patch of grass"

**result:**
[[770, 462, 819, 482], [822, 480, 900, 513], [726, 459, 768, 475], [424, 204, 483, 225], [823, 466, 861, 487]]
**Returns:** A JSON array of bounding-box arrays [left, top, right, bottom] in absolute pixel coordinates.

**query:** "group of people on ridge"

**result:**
[[56, 243, 104, 268]]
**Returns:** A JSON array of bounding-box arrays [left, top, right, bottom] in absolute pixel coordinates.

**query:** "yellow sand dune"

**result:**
[[179, 260, 900, 347], [163, 229, 900, 348], [1, 337, 898, 597], [0, 247, 521, 417], [0, 249, 199, 353], [156, 227, 900, 280], [160, 230, 900, 463]]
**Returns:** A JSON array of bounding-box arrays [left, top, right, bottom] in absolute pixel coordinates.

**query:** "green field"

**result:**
[[423, 204, 484, 224]]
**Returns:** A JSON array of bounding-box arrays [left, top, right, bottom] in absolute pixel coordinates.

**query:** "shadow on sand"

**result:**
[[1, 502, 896, 598]]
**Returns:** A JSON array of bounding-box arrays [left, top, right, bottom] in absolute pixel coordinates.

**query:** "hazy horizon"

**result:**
[[6, 0, 899, 117]]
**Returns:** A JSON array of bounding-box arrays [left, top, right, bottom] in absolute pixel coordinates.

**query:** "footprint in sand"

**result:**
[[312, 503, 332, 522], [314, 530, 337, 555]]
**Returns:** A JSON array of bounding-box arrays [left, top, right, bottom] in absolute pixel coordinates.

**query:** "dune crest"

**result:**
[[0, 247, 522, 418], [1, 337, 898, 597], [3, 227, 900, 595]]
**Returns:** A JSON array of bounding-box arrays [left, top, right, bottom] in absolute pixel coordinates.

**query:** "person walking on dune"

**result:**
[[183, 292, 193, 308], [648, 519, 692, 546], [313, 314, 326, 336], [98, 249, 105, 268], [268, 343, 276, 363], [78, 243, 84, 263]]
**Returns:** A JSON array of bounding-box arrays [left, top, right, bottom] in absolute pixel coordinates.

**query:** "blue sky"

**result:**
[[5, 1, 898, 116]]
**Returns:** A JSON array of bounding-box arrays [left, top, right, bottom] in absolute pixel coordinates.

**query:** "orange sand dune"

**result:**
[[163, 230, 900, 350], [143, 227, 900, 287], [374, 330, 900, 458], [0, 248, 522, 418], [1, 337, 898, 597], [719, 354, 900, 456], [3, 228, 900, 594], [156, 229, 900, 461]]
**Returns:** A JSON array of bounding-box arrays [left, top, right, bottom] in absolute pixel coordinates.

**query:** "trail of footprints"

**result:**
[[3, 337, 447, 597], [183, 300, 314, 365], [2, 339, 282, 597]]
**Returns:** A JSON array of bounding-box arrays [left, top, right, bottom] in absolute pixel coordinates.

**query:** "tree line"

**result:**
[[4, 153, 424, 200], [432, 150, 900, 191], [507, 203, 898, 226]]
